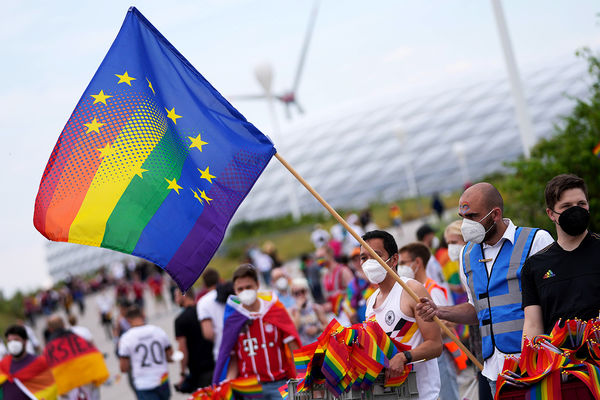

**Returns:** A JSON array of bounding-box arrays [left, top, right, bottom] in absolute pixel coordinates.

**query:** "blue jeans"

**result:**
[[437, 349, 459, 400], [135, 381, 171, 400], [252, 379, 286, 400]]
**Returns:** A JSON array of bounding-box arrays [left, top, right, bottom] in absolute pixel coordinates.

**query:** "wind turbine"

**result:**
[[232, 0, 320, 119]]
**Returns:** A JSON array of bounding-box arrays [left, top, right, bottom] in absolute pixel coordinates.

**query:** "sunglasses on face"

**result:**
[[292, 289, 307, 296]]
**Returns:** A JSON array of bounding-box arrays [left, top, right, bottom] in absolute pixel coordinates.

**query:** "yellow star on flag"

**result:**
[[199, 190, 212, 204], [115, 71, 136, 86], [191, 188, 203, 204], [84, 117, 105, 134], [133, 165, 148, 179], [97, 143, 115, 158], [90, 90, 113, 105], [188, 133, 208, 151], [165, 178, 183, 194], [165, 107, 182, 124], [198, 166, 216, 183], [146, 78, 156, 95]]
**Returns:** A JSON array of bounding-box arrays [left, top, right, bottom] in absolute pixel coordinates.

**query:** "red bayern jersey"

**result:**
[[234, 303, 296, 382]]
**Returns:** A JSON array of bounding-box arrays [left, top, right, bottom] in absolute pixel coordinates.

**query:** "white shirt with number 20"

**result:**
[[118, 324, 171, 390]]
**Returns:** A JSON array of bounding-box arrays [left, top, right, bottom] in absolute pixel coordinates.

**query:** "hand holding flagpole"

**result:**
[[274, 152, 484, 371]]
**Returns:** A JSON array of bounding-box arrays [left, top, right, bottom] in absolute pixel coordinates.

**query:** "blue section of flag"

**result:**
[[88, 7, 275, 289]]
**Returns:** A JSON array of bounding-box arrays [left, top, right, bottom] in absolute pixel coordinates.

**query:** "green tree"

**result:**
[[497, 48, 600, 235]]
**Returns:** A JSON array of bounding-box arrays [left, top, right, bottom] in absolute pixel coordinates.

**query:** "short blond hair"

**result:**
[[444, 220, 463, 241]]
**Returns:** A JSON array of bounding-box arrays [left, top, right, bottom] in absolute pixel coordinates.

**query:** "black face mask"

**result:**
[[554, 206, 590, 236]]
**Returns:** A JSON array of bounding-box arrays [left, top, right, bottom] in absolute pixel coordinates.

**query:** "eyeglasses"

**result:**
[[292, 289, 307, 296]]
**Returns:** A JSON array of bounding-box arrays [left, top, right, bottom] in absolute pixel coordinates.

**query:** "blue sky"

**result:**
[[0, 1, 598, 295]]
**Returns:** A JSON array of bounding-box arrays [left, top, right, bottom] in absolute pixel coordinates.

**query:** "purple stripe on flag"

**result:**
[[164, 203, 227, 291], [165, 149, 274, 291]]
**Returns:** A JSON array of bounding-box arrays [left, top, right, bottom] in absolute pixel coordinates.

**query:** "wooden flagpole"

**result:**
[[275, 152, 484, 371]]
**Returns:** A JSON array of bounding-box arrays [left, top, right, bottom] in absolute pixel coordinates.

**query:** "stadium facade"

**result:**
[[46, 58, 589, 282]]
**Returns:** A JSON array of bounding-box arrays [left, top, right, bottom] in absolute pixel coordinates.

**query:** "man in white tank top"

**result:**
[[361, 230, 442, 400]]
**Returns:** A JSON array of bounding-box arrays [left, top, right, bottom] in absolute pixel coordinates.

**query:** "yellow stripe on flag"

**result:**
[[68, 101, 167, 245], [33, 382, 58, 400], [51, 351, 109, 395]]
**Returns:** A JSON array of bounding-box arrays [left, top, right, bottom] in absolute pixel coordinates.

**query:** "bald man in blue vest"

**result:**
[[416, 182, 553, 394]]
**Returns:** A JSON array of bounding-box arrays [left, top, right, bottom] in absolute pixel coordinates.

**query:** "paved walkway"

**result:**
[[31, 212, 480, 399]]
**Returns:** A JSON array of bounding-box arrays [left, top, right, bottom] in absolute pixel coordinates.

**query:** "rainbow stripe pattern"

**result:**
[[189, 376, 261, 400], [496, 318, 600, 399], [284, 318, 413, 397], [524, 369, 562, 400], [0, 355, 58, 400], [33, 7, 275, 291], [594, 141, 600, 157]]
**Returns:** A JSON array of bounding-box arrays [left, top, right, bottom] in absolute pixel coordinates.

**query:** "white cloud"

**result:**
[[383, 46, 414, 64]]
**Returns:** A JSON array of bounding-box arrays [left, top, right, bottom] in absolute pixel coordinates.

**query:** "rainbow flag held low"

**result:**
[[524, 369, 562, 400], [33, 7, 276, 291], [188, 376, 261, 400], [495, 318, 600, 399], [0, 355, 57, 400], [594, 141, 600, 157], [44, 331, 109, 395], [281, 318, 413, 397]]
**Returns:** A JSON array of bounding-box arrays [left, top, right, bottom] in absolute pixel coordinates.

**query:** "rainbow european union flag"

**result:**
[[33, 7, 275, 290]]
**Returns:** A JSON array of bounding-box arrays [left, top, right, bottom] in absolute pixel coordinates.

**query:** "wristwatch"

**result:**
[[403, 350, 413, 363]]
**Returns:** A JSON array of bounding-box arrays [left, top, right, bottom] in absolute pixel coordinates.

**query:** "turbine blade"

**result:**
[[227, 94, 268, 101], [291, 0, 320, 93], [285, 103, 292, 119]]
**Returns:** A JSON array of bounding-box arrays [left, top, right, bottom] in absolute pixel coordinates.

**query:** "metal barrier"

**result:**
[[286, 372, 418, 400]]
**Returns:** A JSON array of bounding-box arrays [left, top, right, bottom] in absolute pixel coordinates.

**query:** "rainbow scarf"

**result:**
[[0, 355, 57, 400]]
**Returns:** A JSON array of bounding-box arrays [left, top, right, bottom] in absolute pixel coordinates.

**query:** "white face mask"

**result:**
[[396, 265, 415, 279], [460, 209, 495, 244], [362, 258, 390, 284], [430, 236, 440, 250], [238, 289, 258, 306], [447, 244, 463, 262], [7, 340, 24, 356], [274, 277, 288, 292]]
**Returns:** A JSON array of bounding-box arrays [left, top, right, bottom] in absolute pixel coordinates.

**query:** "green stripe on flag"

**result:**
[[101, 129, 187, 252]]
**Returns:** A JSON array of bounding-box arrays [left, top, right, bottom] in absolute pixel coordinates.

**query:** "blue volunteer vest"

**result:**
[[462, 227, 538, 359]]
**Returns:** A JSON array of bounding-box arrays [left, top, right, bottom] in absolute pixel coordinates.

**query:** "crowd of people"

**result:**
[[1, 173, 598, 399]]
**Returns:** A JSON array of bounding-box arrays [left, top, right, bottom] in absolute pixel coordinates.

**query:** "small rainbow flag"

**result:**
[[278, 383, 289, 400], [565, 363, 600, 399], [523, 369, 562, 400], [321, 336, 350, 396], [230, 376, 262, 398], [594, 141, 600, 157], [33, 7, 275, 291], [294, 342, 318, 374]]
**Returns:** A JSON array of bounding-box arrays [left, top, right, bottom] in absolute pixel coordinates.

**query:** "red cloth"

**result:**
[[235, 299, 300, 382], [132, 281, 144, 299], [0, 355, 49, 382]]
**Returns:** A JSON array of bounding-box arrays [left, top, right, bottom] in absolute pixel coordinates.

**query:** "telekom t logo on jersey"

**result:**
[[243, 337, 259, 356]]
